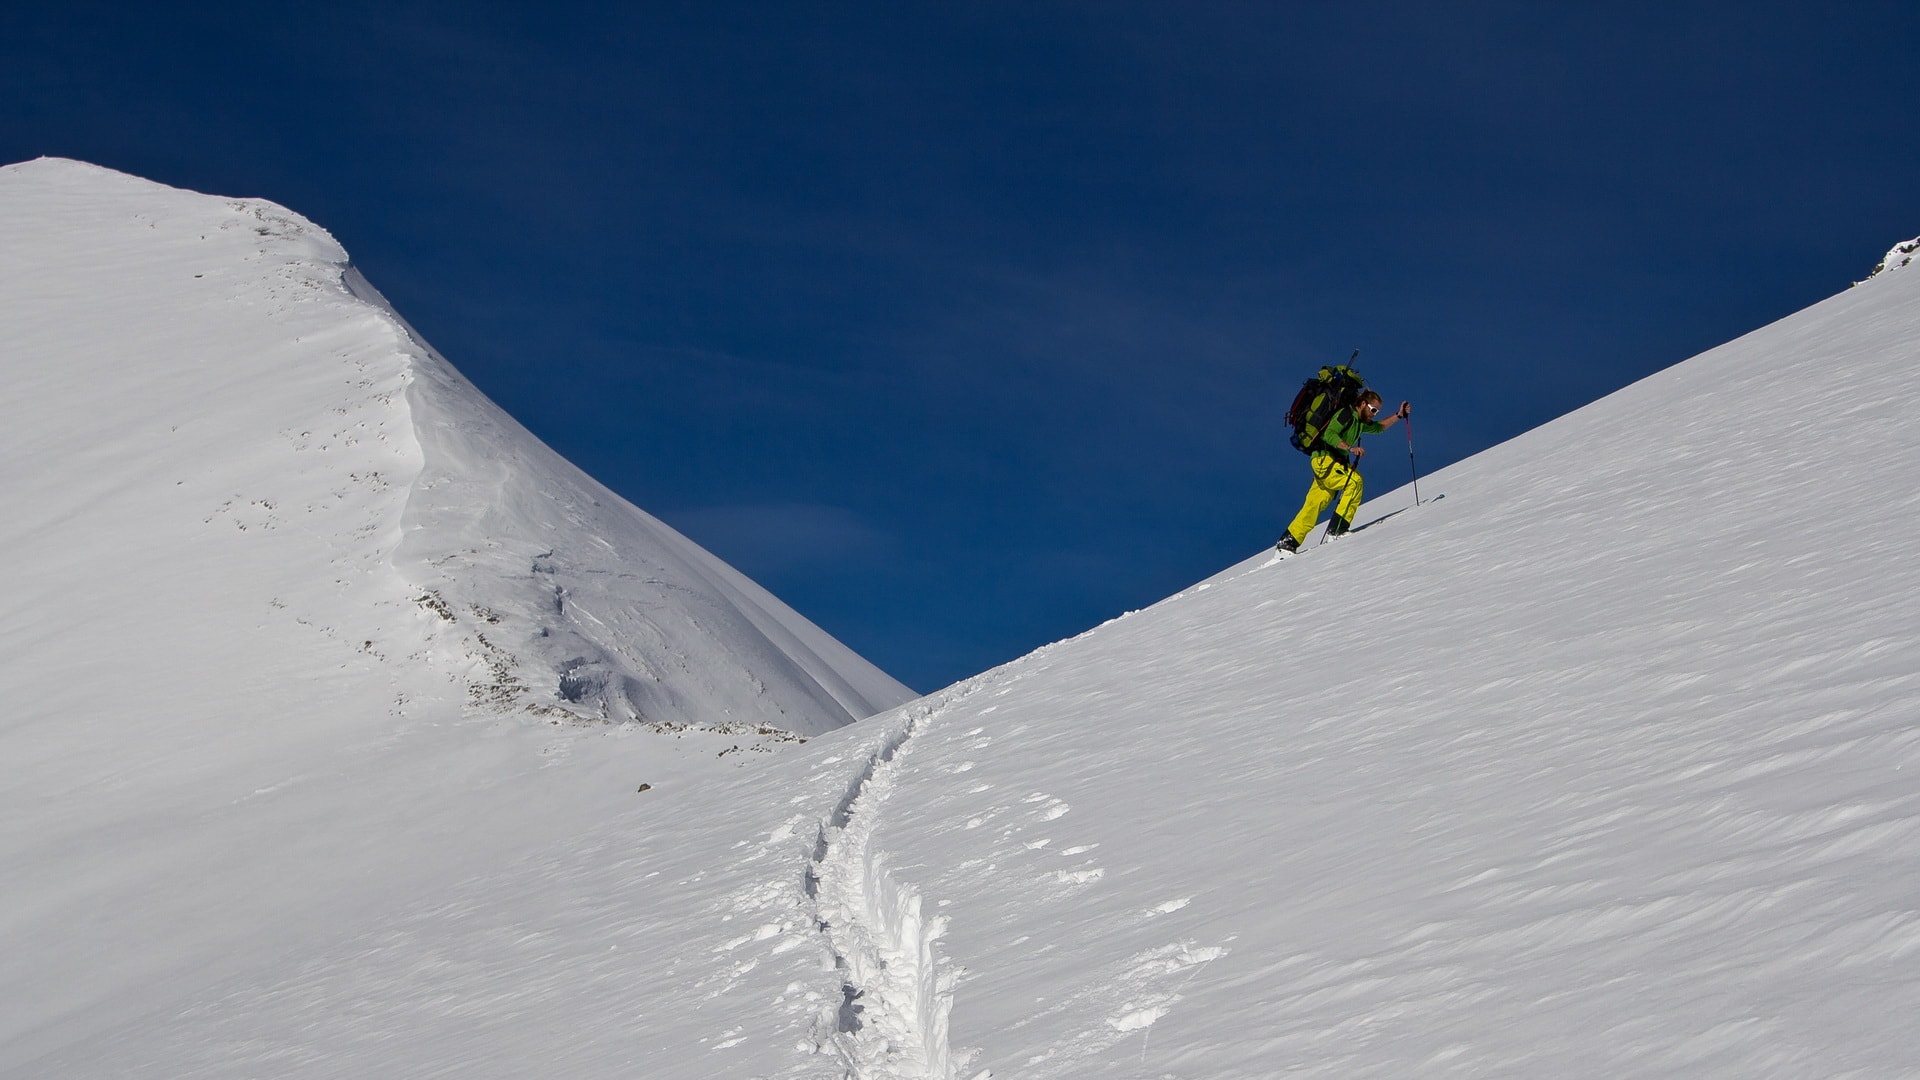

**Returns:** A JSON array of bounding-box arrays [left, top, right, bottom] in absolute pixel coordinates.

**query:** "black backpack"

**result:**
[[1286, 361, 1366, 454]]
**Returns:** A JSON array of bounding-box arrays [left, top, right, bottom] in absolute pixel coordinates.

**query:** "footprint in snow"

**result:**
[[1106, 1004, 1169, 1032], [1128, 940, 1228, 976]]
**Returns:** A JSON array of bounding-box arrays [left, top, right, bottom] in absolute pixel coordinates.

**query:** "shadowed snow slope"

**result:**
[[0, 158, 910, 1075]]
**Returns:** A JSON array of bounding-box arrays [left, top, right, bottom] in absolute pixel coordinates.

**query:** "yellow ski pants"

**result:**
[[1285, 451, 1363, 544]]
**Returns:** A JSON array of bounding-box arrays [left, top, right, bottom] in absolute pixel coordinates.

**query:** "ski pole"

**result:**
[[1405, 412, 1422, 507]]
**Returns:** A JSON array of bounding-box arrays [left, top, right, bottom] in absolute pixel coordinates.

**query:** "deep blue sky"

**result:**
[[8, 3, 1918, 692]]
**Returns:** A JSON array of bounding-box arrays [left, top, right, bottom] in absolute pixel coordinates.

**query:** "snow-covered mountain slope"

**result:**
[[0, 158, 911, 1073], [52, 243, 1916, 1080], [8, 153, 1919, 1079], [51, 251, 1920, 1080], [802, 249, 1920, 1077], [1, 157, 908, 736]]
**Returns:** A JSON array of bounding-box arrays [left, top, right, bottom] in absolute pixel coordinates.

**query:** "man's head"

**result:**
[[1357, 390, 1382, 416]]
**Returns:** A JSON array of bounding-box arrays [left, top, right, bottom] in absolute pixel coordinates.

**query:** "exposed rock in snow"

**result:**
[[1856, 233, 1920, 284]]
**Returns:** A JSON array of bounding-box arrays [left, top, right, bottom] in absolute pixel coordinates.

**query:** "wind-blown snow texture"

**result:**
[[4, 158, 1919, 1079], [822, 243, 1920, 1078]]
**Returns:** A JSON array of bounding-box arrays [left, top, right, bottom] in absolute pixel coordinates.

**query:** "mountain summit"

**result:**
[[0, 157, 909, 737], [0, 157, 910, 1071]]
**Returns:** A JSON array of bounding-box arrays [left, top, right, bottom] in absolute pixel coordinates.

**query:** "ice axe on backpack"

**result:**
[[1285, 350, 1366, 456]]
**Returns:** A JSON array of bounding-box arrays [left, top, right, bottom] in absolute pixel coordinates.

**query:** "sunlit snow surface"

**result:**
[[0, 159, 908, 1076], [836, 255, 1920, 1077], [5, 158, 1920, 1079]]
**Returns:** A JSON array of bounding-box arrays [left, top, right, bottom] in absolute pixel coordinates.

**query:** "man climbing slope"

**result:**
[[1278, 389, 1410, 554]]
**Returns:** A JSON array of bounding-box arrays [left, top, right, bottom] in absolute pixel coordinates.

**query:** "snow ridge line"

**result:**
[[806, 689, 977, 1080]]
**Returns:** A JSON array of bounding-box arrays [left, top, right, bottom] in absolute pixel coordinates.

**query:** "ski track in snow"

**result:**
[[810, 703, 960, 1079], [805, 664, 1050, 1080]]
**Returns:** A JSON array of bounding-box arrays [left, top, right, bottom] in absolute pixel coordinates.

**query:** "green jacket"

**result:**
[[1321, 408, 1383, 463]]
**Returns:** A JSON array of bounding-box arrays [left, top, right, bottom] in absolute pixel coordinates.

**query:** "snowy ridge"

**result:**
[[0, 156, 908, 740], [337, 266, 911, 734], [1857, 233, 1919, 283], [0, 157, 913, 1075]]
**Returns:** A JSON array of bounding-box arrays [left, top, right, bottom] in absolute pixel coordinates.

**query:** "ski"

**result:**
[[1265, 493, 1442, 564]]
